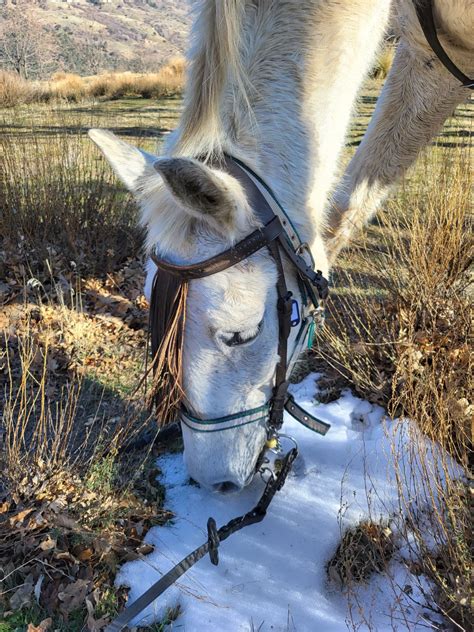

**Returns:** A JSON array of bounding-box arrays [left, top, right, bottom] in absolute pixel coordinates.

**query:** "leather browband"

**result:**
[[150, 215, 283, 280]]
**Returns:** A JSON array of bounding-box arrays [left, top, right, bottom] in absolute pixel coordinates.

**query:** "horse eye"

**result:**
[[222, 320, 263, 347]]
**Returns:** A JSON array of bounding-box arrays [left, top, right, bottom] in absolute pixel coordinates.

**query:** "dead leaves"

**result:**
[[327, 521, 395, 585], [10, 579, 35, 610], [58, 579, 91, 616], [1, 254, 149, 408], [86, 598, 110, 631], [0, 456, 168, 630]]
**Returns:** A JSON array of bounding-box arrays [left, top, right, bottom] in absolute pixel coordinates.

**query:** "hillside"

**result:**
[[0, 0, 194, 76]]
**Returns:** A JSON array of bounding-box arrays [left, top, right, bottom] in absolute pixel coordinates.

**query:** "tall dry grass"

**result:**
[[88, 57, 186, 100], [0, 127, 143, 280], [0, 57, 186, 107], [0, 70, 34, 107], [319, 145, 472, 629]]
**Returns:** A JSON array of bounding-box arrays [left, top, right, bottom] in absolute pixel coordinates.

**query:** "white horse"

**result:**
[[89, 0, 473, 491]]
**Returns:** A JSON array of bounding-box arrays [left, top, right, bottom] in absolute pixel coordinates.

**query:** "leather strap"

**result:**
[[284, 395, 330, 436], [268, 240, 292, 431], [414, 0, 473, 89], [276, 234, 329, 303], [220, 154, 303, 249], [151, 215, 283, 279]]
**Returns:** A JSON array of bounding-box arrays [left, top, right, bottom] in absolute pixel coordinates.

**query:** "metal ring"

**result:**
[[276, 433, 299, 452]]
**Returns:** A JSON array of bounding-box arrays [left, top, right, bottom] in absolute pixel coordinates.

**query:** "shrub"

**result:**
[[0, 116, 142, 278], [318, 144, 472, 629], [49, 72, 88, 101], [0, 70, 33, 106]]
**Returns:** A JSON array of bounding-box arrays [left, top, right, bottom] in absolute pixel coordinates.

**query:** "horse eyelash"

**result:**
[[221, 319, 263, 347]]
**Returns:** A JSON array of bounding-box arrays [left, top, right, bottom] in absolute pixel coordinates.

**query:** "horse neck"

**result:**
[[172, 0, 390, 254]]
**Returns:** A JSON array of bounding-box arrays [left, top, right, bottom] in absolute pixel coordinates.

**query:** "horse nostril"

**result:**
[[213, 481, 241, 493]]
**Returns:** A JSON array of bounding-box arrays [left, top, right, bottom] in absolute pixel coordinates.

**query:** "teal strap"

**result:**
[[180, 394, 330, 436], [181, 404, 270, 433], [307, 321, 315, 349]]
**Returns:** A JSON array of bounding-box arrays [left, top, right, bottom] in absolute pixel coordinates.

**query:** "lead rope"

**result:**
[[104, 448, 298, 632]]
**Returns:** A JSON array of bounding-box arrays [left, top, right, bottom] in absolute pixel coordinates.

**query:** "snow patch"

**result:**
[[116, 373, 442, 630]]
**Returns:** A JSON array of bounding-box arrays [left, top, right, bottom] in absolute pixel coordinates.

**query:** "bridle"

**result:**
[[150, 154, 331, 445]]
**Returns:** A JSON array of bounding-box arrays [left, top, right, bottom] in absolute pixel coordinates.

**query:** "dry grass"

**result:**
[[88, 58, 186, 101], [0, 57, 186, 107], [0, 128, 142, 280], [0, 71, 34, 107], [0, 100, 172, 629], [319, 144, 472, 629], [47, 72, 89, 102], [327, 521, 395, 585]]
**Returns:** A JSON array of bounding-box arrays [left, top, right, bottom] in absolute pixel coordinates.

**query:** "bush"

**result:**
[[49, 72, 88, 101], [0, 58, 186, 106], [0, 116, 142, 277], [0, 70, 33, 106]]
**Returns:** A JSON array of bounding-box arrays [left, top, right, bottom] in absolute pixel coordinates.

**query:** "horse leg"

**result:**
[[325, 5, 472, 264]]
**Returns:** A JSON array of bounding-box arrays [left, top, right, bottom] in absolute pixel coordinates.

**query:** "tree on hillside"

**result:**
[[0, 3, 57, 79]]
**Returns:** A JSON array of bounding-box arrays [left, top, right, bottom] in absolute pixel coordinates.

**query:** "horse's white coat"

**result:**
[[89, 0, 473, 490]]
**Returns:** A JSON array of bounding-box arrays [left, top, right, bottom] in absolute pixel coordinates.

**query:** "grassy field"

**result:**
[[0, 83, 472, 631]]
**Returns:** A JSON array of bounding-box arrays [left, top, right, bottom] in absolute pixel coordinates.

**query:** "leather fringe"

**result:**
[[148, 268, 188, 425]]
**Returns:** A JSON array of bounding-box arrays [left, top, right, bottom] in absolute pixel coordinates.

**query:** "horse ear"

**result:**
[[154, 157, 250, 235], [88, 129, 159, 192]]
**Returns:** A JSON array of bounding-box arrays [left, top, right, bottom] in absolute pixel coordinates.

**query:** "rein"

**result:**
[[149, 154, 331, 440], [104, 448, 298, 632]]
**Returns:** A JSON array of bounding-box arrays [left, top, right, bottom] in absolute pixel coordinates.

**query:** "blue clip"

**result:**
[[290, 299, 300, 327]]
